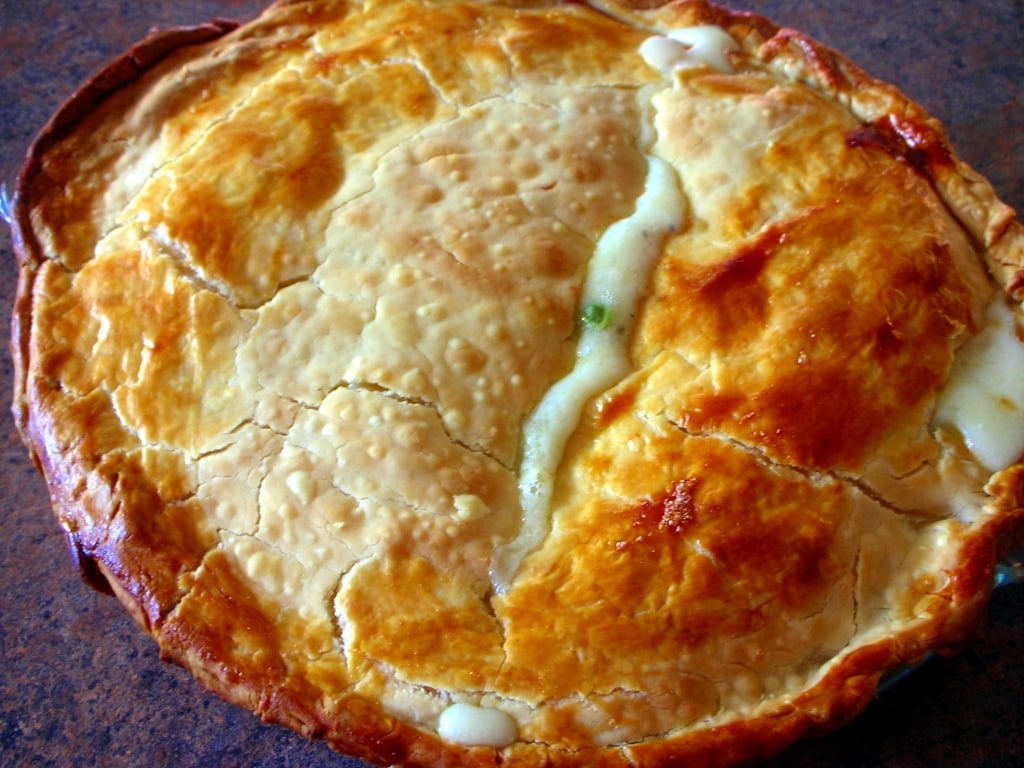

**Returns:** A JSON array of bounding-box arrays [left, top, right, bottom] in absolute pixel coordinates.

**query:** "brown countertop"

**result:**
[[1, 2, 1021, 767]]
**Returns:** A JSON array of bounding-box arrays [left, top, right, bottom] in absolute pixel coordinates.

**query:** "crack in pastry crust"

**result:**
[[10, 1, 1024, 766]]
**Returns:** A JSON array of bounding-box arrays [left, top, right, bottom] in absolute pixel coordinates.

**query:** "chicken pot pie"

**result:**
[[9, 0, 1024, 766]]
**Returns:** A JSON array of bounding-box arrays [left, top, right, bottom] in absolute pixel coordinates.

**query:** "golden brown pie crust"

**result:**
[[10, 1, 1024, 766]]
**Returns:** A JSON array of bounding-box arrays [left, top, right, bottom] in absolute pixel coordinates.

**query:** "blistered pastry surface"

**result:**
[[11, 0, 1024, 766]]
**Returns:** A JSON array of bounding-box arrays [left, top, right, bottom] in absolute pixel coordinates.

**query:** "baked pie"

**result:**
[[9, 0, 1024, 765]]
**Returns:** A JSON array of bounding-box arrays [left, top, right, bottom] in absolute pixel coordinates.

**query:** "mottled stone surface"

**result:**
[[0, 2, 1020, 767]]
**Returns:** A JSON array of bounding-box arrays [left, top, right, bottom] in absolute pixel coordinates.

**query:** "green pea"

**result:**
[[581, 303, 612, 330]]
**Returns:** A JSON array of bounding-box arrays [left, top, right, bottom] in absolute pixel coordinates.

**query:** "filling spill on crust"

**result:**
[[438, 702, 518, 747], [639, 27, 740, 75], [489, 25, 736, 592], [934, 296, 1024, 471], [490, 155, 685, 593]]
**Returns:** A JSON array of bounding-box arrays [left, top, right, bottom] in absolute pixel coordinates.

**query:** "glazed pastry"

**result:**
[[10, 1, 1024, 766]]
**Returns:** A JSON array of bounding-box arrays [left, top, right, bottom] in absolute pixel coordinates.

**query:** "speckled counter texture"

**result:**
[[1, 2, 1021, 767]]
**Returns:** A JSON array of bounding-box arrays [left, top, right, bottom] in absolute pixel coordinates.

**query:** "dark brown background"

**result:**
[[0, 2, 1021, 767]]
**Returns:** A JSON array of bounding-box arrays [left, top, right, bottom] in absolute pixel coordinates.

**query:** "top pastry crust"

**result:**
[[9, 0, 1024, 766]]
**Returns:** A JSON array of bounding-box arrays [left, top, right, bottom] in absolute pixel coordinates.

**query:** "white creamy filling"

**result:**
[[490, 156, 685, 592], [438, 702, 517, 747], [639, 26, 740, 75], [934, 297, 1024, 471]]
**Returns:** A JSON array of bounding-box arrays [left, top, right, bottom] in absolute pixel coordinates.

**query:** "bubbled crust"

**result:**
[[9, 1, 1024, 768]]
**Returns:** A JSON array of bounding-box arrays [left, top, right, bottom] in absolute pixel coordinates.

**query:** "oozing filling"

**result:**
[[438, 702, 518, 748], [934, 297, 1024, 471], [488, 155, 685, 593], [486, 25, 735, 598], [639, 26, 740, 74]]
